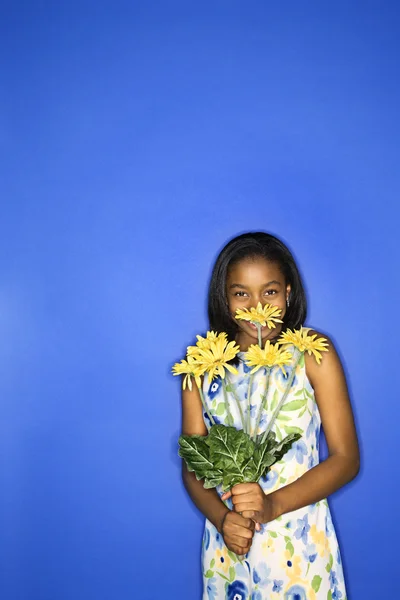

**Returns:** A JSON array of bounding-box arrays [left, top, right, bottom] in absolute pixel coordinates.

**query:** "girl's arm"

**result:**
[[181, 383, 255, 554], [223, 335, 360, 522]]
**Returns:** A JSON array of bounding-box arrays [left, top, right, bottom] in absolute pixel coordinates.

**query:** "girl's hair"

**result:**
[[208, 231, 307, 340]]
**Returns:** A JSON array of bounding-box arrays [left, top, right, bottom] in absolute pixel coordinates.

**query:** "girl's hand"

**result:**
[[220, 510, 255, 556], [221, 483, 278, 525]]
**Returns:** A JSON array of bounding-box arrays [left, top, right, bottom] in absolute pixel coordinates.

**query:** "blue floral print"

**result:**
[[252, 563, 270, 587], [303, 543, 317, 563], [294, 514, 310, 544], [332, 587, 343, 600], [284, 584, 307, 600], [286, 439, 308, 464], [206, 577, 218, 600], [272, 580, 283, 592], [260, 468, 278, 489], [329, 569, 339, 587], [226, 580, 248, 600], [207, 377, 222, 400], [204, 527, 210, 550]]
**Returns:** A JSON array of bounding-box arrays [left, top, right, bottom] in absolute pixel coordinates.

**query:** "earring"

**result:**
[[286, 296, 290, 308]]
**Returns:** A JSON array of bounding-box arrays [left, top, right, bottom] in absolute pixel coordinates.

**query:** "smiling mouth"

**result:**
[[248, 322, 267, 330]]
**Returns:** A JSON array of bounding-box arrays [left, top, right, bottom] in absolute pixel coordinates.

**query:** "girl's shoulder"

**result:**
[[302, 326, 340, 383]]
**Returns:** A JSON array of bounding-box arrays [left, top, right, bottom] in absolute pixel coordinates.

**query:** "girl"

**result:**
[[181, 232, 359, 600]]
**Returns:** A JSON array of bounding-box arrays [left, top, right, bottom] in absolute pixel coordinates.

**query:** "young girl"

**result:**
[[181, 232, 359, 600]]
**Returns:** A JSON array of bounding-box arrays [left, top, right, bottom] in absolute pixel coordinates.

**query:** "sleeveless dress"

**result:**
[[201, 344, 347, 600]]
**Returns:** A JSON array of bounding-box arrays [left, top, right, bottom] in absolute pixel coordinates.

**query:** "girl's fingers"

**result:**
[[240, 509, 259, 521], [255, 522, 261, 531], [233, 500, 255, 510], [221, 490, 232, 500]]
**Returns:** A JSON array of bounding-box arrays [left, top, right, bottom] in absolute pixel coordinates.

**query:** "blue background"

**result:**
[[1, 1, 398, 598]]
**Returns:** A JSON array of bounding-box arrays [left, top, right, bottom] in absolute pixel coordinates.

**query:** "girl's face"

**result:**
[[226, 256, 291, 350]]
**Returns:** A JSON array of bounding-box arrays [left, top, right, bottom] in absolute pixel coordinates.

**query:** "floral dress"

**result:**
[[201, 346, 347, 600]]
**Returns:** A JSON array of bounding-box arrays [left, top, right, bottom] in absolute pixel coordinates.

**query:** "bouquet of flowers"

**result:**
[[172, 303, 329, 492]]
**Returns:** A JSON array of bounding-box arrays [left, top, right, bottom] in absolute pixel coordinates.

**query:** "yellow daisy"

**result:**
[[278, 327, 329, 364], [235, 302, 283, 329], [244, 341, 293, 375], [194, 336, 240, 382], [191, 331, 227, 352], [171, 356, 204, 390]]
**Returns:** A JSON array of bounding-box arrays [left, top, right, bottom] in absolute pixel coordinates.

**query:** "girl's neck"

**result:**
[[236, 328, 283, 352]]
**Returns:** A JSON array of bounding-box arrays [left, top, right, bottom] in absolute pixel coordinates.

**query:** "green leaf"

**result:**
[[281, 399, 306, 411], [225, 413, 235, 426], [275, 424, 283, 441], [283, 426, 303, 435], [178, 435, 214, 479], [286, 540, 294, 557], [293, 389, 304, 397], [216, 571, 231, 582], [225, 384, 233, 393], [312, 575, 322, 593], [205, 569, 214, 578], [210, 559, 215, 568], [253, 441, 276, 480], [276, 414, 291, 422], [216, 403, 225, 416], [298, 353, 305, 367], [242, 457, 258, 482], [270, 389, 279, 410], [227, 550, 239, 563], [268, 531, 277, 538], [326, 553, 333, 572], [271, 433, 301, 462], [222, 472, 242, 490], [228, 566, 235, 582], [209, 425, 255, 486], [328, 591, 333, 600], [203, 471, 224, 488]]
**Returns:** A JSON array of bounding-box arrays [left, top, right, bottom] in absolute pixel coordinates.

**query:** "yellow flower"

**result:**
[[310, 524, 329, 557], [244, 341, 293, 375], [171, 356, 203, 390], [279, 327, 329, 364], [235, 302, 283, 329], [194, 336, 240, 382], [261, 536, 276, 555], [189, 331, 227, 353], [215, 547, 232, 574], [281, 549, 301, 577]]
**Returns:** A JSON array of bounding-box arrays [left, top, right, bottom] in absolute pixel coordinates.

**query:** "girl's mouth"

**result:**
[[248, 322, 267, 331]]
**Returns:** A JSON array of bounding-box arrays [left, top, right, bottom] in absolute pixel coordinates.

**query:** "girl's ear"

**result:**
[[286, 284, 292, 303]]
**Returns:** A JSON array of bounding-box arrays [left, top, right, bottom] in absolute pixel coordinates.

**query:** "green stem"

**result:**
[[224, 374, 246, 429], [256, 323, 262, 347], [221, 379, 233, 422], [253, 368, 271, 442], [246, 373, 255, 435], [260, 350, 303, 444], [198, 384, 215, 426]]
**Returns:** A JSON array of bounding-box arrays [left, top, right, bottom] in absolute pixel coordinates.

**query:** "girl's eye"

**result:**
[[234, 291, 248, 297], [264, 289, 277, 296]]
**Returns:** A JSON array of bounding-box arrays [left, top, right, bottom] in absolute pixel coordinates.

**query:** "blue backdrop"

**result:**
[[1, 2, 399, 598]]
